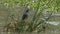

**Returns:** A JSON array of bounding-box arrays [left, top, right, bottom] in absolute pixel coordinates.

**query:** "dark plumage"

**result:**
[[22, 9, 29, 20], [26, 9, 29, 12], [22, 13, 28, 20]]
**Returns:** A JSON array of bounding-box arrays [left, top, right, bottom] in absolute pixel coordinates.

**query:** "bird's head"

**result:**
[[26, 9, 29, 12]]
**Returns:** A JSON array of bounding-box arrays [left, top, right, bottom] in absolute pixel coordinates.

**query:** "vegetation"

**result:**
[[0, 0, 60, 34]]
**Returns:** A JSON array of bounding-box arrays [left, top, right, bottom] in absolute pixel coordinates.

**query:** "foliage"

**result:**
[[0, 0, 60, 33]]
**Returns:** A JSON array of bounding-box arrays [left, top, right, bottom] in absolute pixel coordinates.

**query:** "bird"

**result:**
[[22, 3, 30, 20], [22, 9, 29, 20]]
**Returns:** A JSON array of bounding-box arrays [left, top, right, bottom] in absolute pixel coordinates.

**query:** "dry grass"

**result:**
[[0, 5, 60, 34]]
